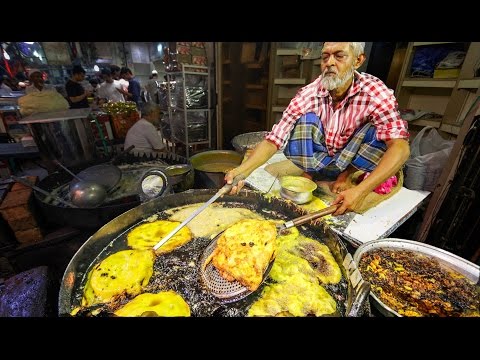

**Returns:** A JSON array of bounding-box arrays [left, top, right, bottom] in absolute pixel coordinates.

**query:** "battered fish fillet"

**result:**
[[205, 219, 277, 291], [127, 220, 193, 254], [114, 291, 191, 317], [82, 250, 154, 307], [247, 274, 337, 317]]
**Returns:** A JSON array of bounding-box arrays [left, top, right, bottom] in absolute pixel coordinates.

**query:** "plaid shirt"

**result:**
[[266, 71, 409, 156]]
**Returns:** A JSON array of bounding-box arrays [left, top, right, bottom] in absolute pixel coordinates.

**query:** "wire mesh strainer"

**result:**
[[199, 235, 275, 303], [199, 204, 339, 303]]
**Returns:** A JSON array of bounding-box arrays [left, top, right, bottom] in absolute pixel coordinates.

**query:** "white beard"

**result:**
[[320, 66, 355, 91]]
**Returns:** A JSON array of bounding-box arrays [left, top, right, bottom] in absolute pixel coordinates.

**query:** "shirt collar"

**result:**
[[317, 70, 363, 99]]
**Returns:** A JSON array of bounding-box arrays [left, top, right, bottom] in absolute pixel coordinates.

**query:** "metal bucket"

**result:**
[[26, 117, 97, 167], [189, 150, 243, 189]]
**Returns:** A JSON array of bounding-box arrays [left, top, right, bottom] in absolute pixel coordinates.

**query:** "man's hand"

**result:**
[[331, 165, 356, 194], [224, 168, 246, 195], [331, 186, 367, 215], [331, 173, 348, 194]]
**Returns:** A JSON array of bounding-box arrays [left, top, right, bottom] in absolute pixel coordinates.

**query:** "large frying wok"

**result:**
[[34, 153, 188, 229], [58, 189, 371, 317]]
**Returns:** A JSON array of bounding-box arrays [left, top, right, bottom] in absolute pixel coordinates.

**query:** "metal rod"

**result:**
[[11, 175, 77, 208], [153, 175, 245, 251], [54, 160, 83, 181]]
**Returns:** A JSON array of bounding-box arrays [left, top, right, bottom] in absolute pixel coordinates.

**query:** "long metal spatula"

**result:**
[[153, 175, 245, 251]]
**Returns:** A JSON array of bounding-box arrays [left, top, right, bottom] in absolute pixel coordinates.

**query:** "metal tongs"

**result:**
[[152, 175, 245, 251]]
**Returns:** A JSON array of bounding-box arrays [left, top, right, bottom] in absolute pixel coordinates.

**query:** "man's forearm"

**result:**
[[235, 140, 278, 177], [356, 138, 410, 193]]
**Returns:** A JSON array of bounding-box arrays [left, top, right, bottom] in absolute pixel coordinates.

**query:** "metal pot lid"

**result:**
[[139, 168, 170, 200], [76, 164, 122, 191]]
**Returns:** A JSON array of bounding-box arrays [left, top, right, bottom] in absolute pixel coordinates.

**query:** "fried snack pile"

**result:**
[[248, 227, 341, 317], [205, 219, 277, 291], [114, 291, 191, 317], [127, 220, 193, 254], [82, 250, 154, 307], [359, 249, 480, 317]]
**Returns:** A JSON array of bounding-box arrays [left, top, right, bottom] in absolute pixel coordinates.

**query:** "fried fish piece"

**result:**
[[292, 236, 342, 285], [127, 220, 193, 254], [205, 219, 277, 291], [114, 291, 191, 317], [247, 274, 337, 317], [82, 249, 154, 307]]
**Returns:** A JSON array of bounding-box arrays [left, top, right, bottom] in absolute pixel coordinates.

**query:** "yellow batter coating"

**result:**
[[114, 291, 191, 317], [82, 249, 154, 306], [127, 220, 193, 254]]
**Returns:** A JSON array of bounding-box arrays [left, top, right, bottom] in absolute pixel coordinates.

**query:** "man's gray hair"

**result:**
[[142, 102, 161, 117], [350, 42, 365, 57], [321, 42, 365, 57]]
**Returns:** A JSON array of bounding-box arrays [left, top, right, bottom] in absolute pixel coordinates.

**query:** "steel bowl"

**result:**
[[279, 176, 317, 204]]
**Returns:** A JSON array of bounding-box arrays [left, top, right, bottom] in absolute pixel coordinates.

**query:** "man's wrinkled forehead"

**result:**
[[322, 42, 351, 53]]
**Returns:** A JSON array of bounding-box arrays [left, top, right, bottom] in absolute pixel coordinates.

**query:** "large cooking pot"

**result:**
[[190, 150, 242, 188], [20, 109, 97, 167], [58, 189, 370, 317]]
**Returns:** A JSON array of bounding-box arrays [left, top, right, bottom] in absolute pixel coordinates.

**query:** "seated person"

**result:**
[[225, 42, 410, 216], [25, 69, 56, 94], [124, 102, 166, 156]]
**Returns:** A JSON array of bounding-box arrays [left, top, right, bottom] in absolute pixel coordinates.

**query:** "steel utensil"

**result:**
[[200, 204, 339, 302], [54, 159, 108, 208], [11, 175, 77, 208], [69, 181, 108, 208], [53, 160, 83, 181], [73, 145, 134, 193], [152, 175, 245, 251]]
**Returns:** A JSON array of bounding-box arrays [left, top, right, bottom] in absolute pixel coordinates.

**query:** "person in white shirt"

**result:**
[[110, 65, 130, 98], [124, 102, 166, 156], [25, 69, 56, 94], [97, 68, 125, 105]]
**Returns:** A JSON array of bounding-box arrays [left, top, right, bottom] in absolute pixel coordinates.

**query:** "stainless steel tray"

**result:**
[[353, 238, 480, 317]]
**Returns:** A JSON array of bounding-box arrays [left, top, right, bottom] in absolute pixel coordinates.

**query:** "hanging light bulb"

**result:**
[[94, 65, 100, 72]]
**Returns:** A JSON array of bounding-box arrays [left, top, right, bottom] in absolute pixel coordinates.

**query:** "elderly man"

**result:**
[[225, 42, 410, 215], [124, 102, 166, 156]]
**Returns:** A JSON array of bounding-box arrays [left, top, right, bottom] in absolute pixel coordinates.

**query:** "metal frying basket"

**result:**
[[199, 235, 275, 303]]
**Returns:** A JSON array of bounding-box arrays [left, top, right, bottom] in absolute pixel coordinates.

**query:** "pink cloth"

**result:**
[[358, 172, 398, 195]]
